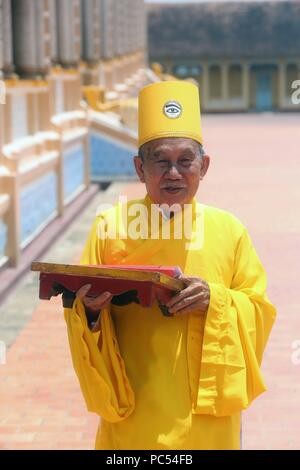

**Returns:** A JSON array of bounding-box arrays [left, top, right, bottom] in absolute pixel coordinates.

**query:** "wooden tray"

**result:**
[[31, 262, 185, 316]]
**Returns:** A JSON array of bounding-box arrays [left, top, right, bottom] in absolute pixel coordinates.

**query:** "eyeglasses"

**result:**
[[146, 158, 200, 174]]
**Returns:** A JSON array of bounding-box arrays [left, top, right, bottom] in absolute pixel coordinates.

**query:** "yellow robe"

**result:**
[[64, 196, 276, 450]]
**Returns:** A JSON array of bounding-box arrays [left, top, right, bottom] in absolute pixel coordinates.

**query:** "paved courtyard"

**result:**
[[0, 113, 299, 450]]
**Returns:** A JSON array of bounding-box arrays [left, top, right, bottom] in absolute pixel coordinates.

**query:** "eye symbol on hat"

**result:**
[[163, 101, 182, 119]]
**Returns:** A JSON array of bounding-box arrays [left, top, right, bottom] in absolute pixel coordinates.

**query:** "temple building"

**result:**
[[148, 1, 300, 112], [0, 0, 149, 271], [1, 0, 299, 274]]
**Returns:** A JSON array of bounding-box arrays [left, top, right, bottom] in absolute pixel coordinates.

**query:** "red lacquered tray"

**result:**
[[31, 262, 184, 316]]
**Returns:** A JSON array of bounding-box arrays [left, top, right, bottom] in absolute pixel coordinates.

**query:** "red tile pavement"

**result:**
[[0, 114, 299, 450], [0, 298, 98, 449]]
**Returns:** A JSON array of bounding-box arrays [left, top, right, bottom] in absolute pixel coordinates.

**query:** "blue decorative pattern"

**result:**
[[0, 219, 8, 259], [63, 144, 85, 201], [90, 133, 137, 181], [20, 172, 58, 244]]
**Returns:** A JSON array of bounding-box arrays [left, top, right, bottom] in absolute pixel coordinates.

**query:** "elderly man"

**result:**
[[64, 81, 276, 450]]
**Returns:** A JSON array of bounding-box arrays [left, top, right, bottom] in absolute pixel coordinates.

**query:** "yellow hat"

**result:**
[[138, 80, 202, 148]]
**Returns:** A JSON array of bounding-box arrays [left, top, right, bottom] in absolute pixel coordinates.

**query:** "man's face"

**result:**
[[134, 137, 210, 206]]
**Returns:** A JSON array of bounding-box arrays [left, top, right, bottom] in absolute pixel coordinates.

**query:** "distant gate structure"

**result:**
[[148, 1, 300, 112]]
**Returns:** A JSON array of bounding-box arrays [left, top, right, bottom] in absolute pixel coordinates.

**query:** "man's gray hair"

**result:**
[[138, 141, 205, 161]]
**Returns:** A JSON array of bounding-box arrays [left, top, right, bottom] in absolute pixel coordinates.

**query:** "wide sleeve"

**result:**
[[64, 215, 135, 421], [195, 227, 276, 416]]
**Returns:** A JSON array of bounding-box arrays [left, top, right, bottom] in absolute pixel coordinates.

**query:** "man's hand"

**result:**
[[76, 284, 113, 332], [166, 276, 210, 316]]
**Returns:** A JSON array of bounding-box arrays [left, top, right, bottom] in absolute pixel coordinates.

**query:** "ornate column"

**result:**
[[0, 0, 4, 76], [127, 0, 135, 56], [137, 0, 147, 70], [278, 59, 286, 109], [138, 0, 147, 52], [11, 0, 52, 78], [55, 0, 81, 68], [114, 1, 125, 58], [1, 0, 14, 77], [100, 0, 115, 90], [0, 0, 4, 150], [221, 62, 229, 105], [100, 0, 114, 61], [81, 0, 101, 64], [49, 0, 58, 66], [202, 62, 210, 110], [242, 61, 250, 109]]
